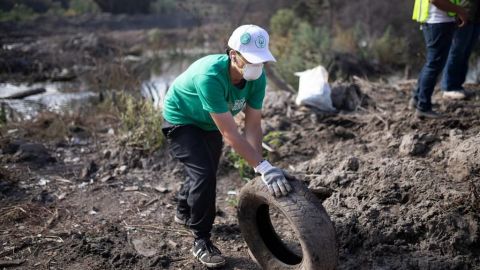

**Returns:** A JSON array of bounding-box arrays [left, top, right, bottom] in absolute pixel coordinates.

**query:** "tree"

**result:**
[[93, 0, 153, 14]]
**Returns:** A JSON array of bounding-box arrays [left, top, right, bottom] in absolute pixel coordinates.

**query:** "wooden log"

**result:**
[[3, 88, 46, 99], [0, 259, 25, 267]]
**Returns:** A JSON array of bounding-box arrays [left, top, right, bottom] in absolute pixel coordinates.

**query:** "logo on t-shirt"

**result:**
[[230, 98, 246, 112]]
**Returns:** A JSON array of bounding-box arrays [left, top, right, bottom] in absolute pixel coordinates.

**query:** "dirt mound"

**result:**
[[447, 134, 480, 181], [2, 18, 480, 269]]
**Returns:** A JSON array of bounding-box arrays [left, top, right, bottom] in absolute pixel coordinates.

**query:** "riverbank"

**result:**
[[1, 14, 480, 270]]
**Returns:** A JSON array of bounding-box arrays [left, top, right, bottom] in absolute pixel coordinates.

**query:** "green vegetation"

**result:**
[[269, 7, 410, 86], [263, 131, 285, 149], [66, 0, 99, 16], [0, 0, 99, 21], [0, 4, 37, 22], [227, 151, 255, 181], [226, 196, 239, 208], [370, 26, 408, 68], [269, 9, 331, 87], [149, 0, 176, 14], [227, 131, 286, 181], [116, 93, 164, 152]]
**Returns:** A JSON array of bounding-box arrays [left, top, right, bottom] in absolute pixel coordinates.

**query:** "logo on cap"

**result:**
[[255, 35, 266, 48], [240, 33, 251, 45]]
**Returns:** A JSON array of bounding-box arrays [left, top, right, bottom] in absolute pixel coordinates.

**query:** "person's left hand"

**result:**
[[261, 167, 292, 197]]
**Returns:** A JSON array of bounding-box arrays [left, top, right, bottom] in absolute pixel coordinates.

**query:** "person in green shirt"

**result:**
[[162, 24, 292, 268]]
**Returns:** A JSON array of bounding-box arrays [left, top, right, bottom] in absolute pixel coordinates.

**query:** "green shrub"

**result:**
[[67, 0, 99, 15], [270, 9, 331, 88], [263, 131, 284, 148], [370, 26, 408, 67], [227, 151, 255, 181], [270, 9, 298, 37], [332, 25, 360, 54], [226, 196, 239, 208], [0, 4, 37, 22], [149, 0, 176, 14], [98, 92, 164, 152], [226, 131, 286, 181], [119, 93, 164, 152]]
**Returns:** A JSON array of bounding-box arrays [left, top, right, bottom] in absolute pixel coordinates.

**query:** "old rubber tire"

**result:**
[[237, 177, 338, 270]]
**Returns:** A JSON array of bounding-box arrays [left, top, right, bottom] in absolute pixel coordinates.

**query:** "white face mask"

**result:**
[[242, 63, 264, 81]]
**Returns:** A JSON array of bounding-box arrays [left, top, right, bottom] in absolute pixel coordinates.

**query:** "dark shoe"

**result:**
[[415, 109, 442, 119], [174, 212, 190, 226], [192, 238, 226, 268], [408, 98, 417, 110]]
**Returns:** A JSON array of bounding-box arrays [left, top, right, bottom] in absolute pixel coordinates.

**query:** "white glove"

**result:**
[[255, 160, 292, 197]]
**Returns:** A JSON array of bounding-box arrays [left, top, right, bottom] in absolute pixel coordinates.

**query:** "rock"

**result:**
[[2, 139, 26, 154], [0, 259, 25, 267], [80, 160, 98, 179], [38, 178, 50, 186], [149, 255, 171, 268], [447, 135, 480, 181], [103, 149, 112, 159], [115, 165, 128, 175], [140, 158, 149, 169], [308, 186, 334, 201], [13, 143, 56, 165], [167, 240, 179, 249], [399, 134, 427, 156], [341, 156, 360, 171], [449, 129, 463, 141], [154, 185, 170, 193], [124, 186, 139, 192], [100, 175, 113, 183], [334, 126, 355, 139], [131, 238, 157, 257], [32, 190, 55, 204], [330, 83, 365, 111]]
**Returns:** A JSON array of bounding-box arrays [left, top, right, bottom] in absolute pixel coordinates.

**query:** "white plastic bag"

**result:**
[[294, 65, 336, 112]]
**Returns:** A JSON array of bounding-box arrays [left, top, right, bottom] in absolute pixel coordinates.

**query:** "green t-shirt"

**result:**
[[163, 54, 266, 131]]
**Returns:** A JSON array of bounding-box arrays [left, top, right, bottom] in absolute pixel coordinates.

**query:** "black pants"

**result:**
[[163, 123, 223, 239]]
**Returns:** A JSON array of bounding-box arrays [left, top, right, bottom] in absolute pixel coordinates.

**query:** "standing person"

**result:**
[[441, 0, 480, 100], [161, 24, 292, 268], [411, 0, 469, 118]]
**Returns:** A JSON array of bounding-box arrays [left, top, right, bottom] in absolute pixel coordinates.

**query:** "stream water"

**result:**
[[0, 50, 204, 122]]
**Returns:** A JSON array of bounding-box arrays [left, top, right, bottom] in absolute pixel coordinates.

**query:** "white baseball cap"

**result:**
[[228, 24, 276, 64]]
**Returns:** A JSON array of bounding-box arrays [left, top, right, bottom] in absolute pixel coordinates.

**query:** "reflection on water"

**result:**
[[0, 82, 97, 121], [0, 99, 46, 121], [140, 51, 203, 110], [1, 49, 213, 121]]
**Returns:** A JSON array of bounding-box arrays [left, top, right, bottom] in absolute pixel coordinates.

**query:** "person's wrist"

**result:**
[[254, 159, 274, 174]]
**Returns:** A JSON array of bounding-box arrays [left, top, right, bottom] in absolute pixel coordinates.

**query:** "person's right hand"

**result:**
[[261, 167, 292, 197], [457, 8, 469, 27]]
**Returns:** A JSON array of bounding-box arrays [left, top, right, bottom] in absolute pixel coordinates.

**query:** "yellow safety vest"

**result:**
[[412, 0, 461, 22]]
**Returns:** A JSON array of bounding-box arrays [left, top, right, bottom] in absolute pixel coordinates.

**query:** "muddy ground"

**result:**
[[1, 15, 480, 270]]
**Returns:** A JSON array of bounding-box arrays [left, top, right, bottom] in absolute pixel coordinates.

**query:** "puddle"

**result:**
[[1, 82, 97, 121], [1, 49, 211, 121], [140, 52, 199, 109]]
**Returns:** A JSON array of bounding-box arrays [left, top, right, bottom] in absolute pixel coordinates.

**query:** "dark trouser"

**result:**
[[162, 123, 223, 239], [441, 22, 480, 91], [413, 22, 455, 112]]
